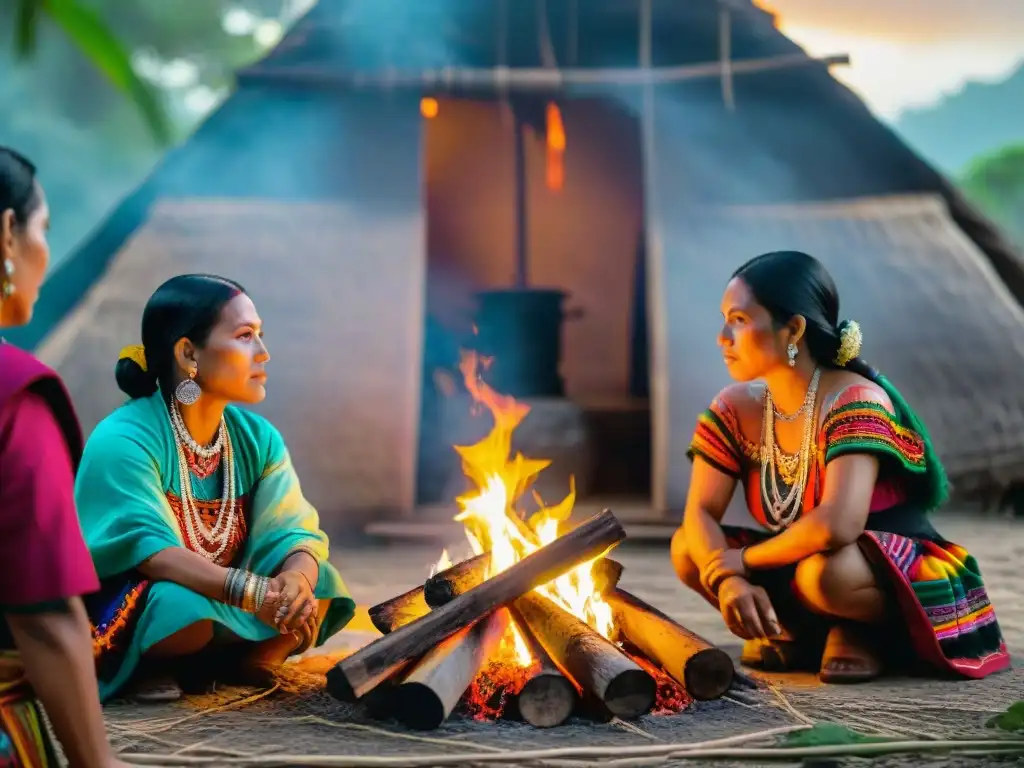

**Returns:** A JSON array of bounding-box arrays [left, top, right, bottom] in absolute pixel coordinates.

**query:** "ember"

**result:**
[[327, 352, 739, 729]]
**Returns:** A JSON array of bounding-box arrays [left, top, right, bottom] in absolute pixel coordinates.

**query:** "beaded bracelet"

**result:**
[[224, 567, 270, 613]]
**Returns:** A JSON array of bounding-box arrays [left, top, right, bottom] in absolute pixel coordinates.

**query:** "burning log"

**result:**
[[607, 588, 735, 701], [506, 609, 578, 728], [392, 609, 511, 730], [367, 584, 431, 634], [424, 553, 623, 608], [515, 592, 655, 720], [327, 509, 625, 701]]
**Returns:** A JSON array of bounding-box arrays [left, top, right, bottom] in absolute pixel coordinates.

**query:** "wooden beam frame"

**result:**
[[238, 53, 850, 90]]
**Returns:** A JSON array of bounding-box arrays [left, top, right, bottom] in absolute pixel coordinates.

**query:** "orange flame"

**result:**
[[438, 350, 614, 668], [546, 102, 566, 191]]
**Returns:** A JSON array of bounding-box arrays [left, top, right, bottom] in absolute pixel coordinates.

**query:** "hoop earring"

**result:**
[[787, 343, 798, 367], [1, 259, 15, 299], [175, 366, 202, 405]]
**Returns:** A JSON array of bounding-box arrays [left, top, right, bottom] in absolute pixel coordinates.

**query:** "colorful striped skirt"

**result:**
[[0, 656, 58, 768], [723, 526, 1011, 678]]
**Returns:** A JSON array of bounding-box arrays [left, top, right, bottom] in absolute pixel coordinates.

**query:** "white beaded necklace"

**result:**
[[168, 402, 237, 562], [759, 368, 820, 532], [169, 400, 225, 458]]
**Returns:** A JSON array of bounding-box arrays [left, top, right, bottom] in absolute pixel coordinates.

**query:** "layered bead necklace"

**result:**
[[168, 401, 238, 562], [759, 368, 820, 532]]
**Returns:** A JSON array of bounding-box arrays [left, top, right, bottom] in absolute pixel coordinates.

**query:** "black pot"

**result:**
[[471, 288, 568, 398]]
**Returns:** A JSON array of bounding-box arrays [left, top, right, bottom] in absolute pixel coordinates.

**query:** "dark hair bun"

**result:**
[[115, 357, 159, 399]]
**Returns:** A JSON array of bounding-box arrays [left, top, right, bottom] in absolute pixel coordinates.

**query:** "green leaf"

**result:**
[[13, 0, 42, 58], [779, 723, 895, 748], [985, 701, 1024, 733], [39, 0, 172, 145]]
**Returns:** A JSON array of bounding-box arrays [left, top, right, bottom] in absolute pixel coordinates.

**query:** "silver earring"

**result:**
[[175, 369, 202, 405], [787, 343, 798, 367], [1, 259, 14, 298]]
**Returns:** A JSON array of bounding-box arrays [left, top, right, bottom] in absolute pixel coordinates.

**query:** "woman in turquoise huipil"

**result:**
[[77, 274, 355, 702]]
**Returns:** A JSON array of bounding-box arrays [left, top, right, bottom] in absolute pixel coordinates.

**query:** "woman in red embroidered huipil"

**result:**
[[673, 251, 1010, 683]]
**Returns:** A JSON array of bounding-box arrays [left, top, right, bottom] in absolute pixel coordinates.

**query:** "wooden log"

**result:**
[[325, 658, 417, 706], [327, 509, 625, 701], [506, 609, 578, 728], [515, 592, 655, 720], [391, 609, 511, 730], [367, 584, 431, 634], [424, 553, 623, 608], [421, 552, 489, 608], [607, 588, 735, 701]]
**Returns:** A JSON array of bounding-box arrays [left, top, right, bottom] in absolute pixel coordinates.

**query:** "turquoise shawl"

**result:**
[[75, 393, 355, 700]]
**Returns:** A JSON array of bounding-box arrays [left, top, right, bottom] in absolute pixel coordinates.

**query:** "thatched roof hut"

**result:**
[[15, 0, 1024, 528]]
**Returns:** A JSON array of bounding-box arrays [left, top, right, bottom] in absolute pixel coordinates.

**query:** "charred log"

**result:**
[[325, 658, 416, 706], [424, 553, 623, 608], [515, 592, 655, 720], [506, 609, 578, 728], [327, 509, 625, 700], [607, 588, 734, 701], [367, 585, 431, 635], [391, 610, 511, 730]]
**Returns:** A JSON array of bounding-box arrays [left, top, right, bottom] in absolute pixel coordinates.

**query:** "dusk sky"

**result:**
[[756, 0, 1024, 119]]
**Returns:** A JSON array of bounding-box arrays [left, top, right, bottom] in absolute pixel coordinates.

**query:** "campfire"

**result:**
[[327, 353, 739, 730]]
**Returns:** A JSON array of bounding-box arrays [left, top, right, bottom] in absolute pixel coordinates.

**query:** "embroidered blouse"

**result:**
[[688, 383, 931, 533]]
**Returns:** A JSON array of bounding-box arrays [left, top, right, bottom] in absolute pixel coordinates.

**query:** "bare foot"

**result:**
[[127, 675, 182, 704], [819, 623, 881, 684]]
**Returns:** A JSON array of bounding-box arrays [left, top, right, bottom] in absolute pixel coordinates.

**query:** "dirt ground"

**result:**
[[105, 509, 1024, 766]]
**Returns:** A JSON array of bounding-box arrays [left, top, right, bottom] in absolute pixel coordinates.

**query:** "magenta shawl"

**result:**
[[0, 343, 98, 606]]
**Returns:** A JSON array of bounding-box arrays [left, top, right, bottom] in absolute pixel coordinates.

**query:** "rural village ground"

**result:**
[[104, 509, 1024, 766]]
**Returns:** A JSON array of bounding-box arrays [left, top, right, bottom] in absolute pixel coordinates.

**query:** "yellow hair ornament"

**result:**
[[834, 320, 863, 367], [119, 344, 148, 372]]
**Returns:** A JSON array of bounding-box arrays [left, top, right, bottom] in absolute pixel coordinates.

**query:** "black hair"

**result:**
[[0, 146, 42, 226], [115, 274, 246, 400], [733, 250, 949, 508], [732, 250, 858, 374]]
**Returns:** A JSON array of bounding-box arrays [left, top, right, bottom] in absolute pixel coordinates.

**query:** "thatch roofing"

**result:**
[[657, 195, 1024, 510]]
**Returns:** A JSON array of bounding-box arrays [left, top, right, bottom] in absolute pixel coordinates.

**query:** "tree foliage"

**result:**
[[0, 1, 292, 267], [961, 143, 1024, 247], [10, 0, 170, 143]]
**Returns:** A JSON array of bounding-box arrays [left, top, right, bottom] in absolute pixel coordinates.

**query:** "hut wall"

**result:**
[[38, 91, 426, 521]]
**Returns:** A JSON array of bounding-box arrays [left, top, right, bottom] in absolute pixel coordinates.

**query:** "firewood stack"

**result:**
[[327, 509, 743, 731]]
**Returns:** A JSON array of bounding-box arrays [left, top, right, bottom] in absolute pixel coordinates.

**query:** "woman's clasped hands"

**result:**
[[260, 570, 319, 649]]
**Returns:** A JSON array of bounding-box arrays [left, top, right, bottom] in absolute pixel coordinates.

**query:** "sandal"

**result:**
[[127, 675, 183, 704], [818, 623, 881, 684]]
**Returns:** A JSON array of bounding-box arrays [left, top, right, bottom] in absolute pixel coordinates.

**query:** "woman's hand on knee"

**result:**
[[717, 576, 781, 640]]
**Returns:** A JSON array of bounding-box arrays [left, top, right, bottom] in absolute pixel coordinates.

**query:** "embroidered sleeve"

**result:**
[[687, 395, 745, 478], [822, 386, 926, 474]]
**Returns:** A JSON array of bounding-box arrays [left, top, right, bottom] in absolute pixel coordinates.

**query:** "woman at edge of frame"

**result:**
[[0, 146, 127, 766]]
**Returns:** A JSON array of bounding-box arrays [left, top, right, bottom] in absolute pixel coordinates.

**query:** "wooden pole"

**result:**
[[513, 109, 529, 288], [719, 5, 735, 111], [515, 592, 655, 719], [327, 509, 625, 701], [424, 553, 623, 608], [238, 53, 851, 91], [506, 608, 578, 728], [607, 588, 734, 701], [391, 609, 511, 730]]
